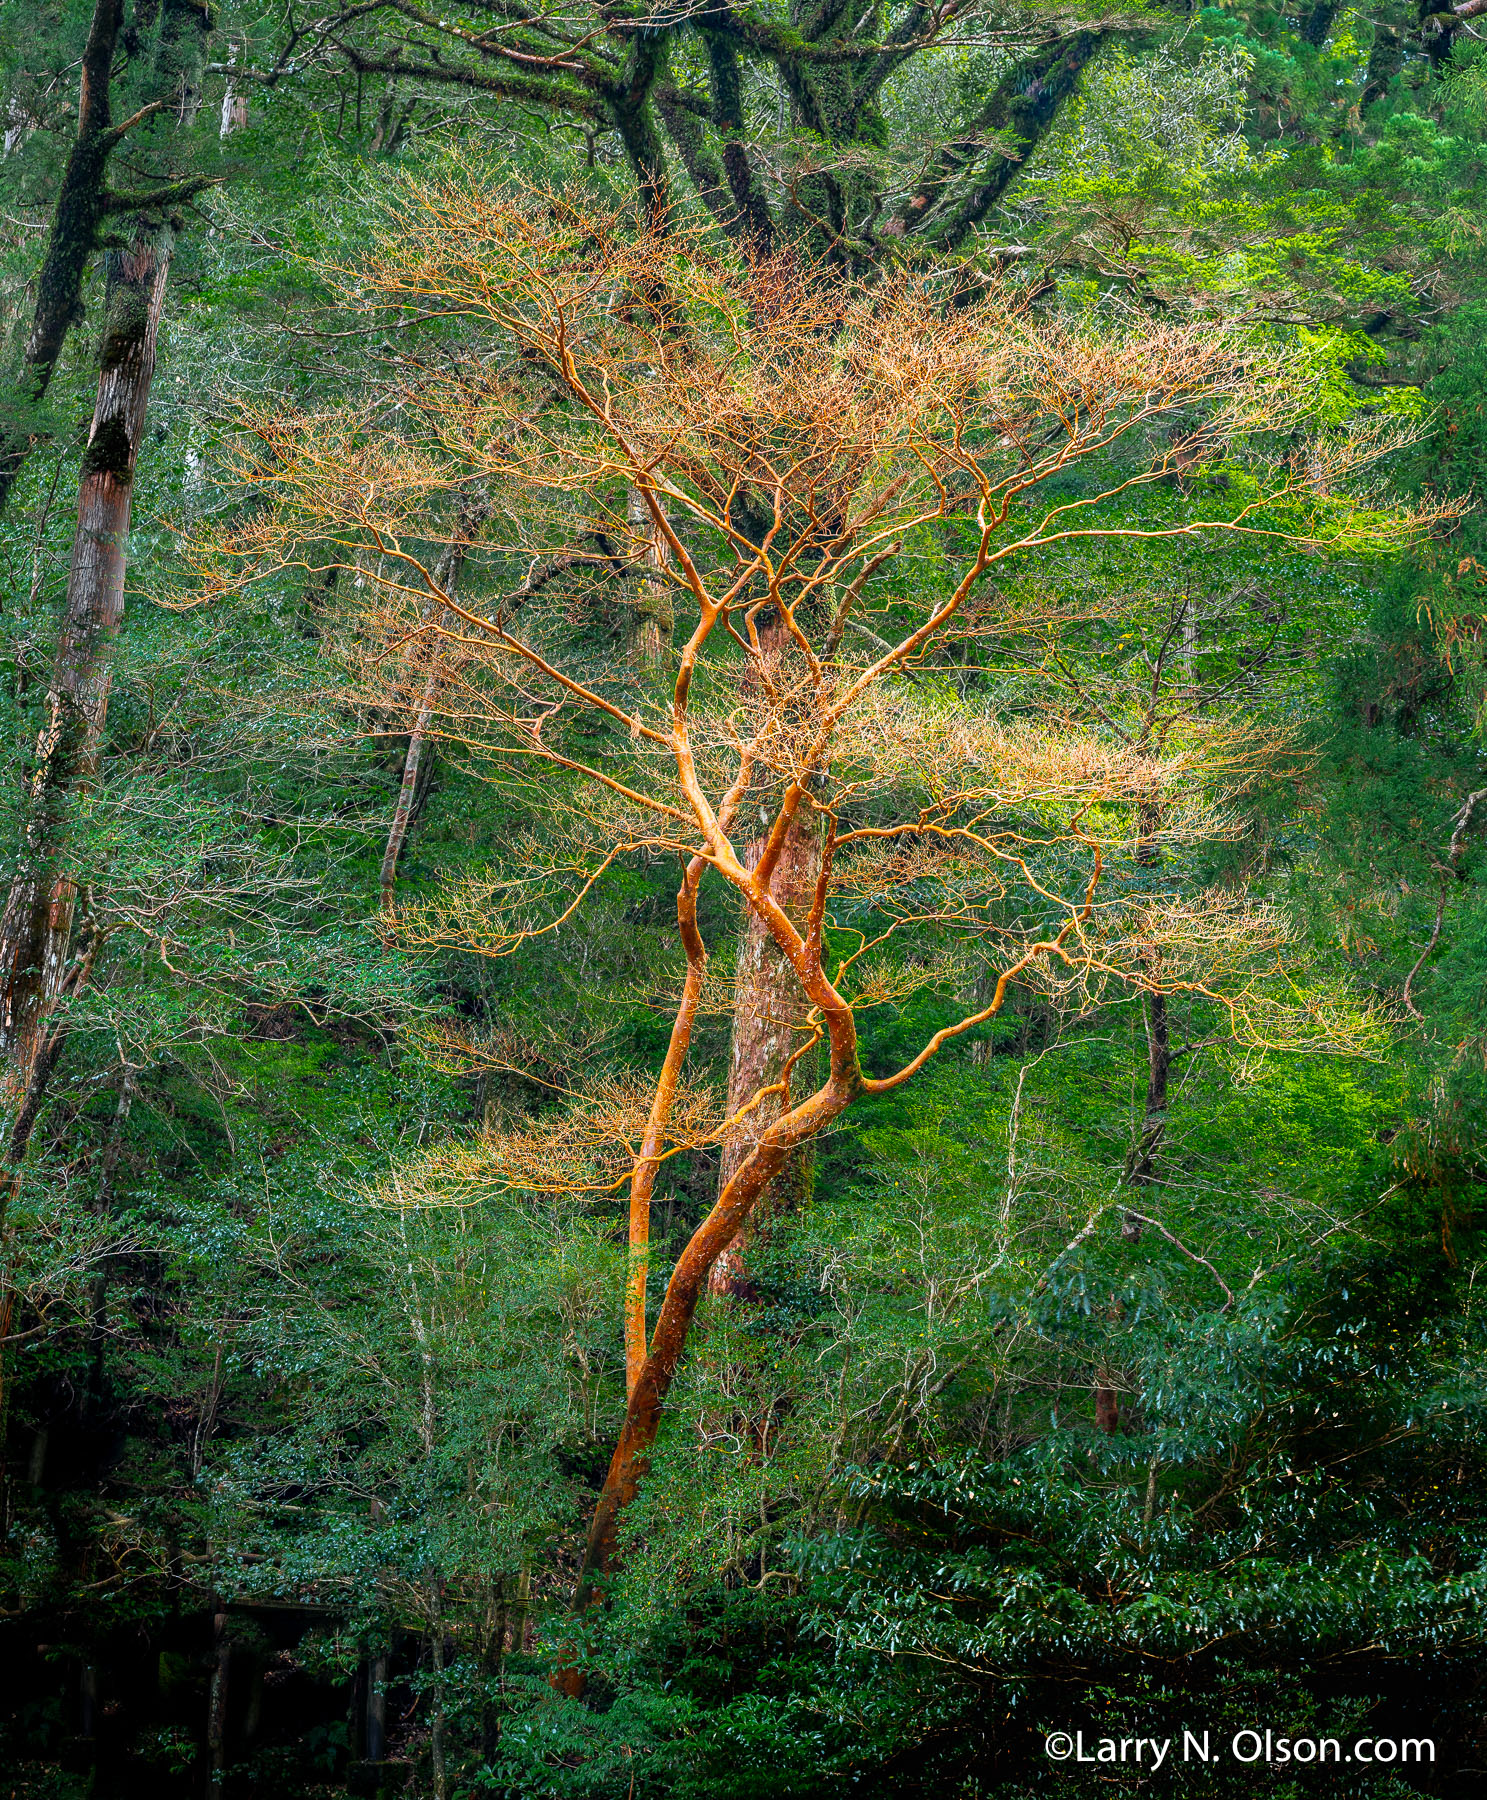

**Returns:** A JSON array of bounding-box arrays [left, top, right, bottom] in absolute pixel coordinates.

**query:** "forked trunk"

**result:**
[[568, 1071, 858, 1648]]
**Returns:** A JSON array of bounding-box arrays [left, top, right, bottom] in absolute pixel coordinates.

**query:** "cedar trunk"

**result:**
[[0, 228, 172, 1115], [0, 0, 123, 515]]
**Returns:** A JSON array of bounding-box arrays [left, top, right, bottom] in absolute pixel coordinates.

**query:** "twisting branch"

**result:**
[[181, 187, 1436, 1698]]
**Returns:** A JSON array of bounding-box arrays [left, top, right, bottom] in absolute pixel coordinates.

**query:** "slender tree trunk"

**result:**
[[205, 1605, 230, 1800], [428, 1575, 448, 1800], [380, 495, 495, 911], [366, 1653, 388, 1762], [0, 228, 171, 1111], [0, 0, 122, 516], [1122, 800, 1169, 1241], [627, 485, 673, 670], [1125, 989, 1170, 1188], [626, 860, 706, 1394], [572, 1072, 856, 1627], [380, 548, 461, 912]]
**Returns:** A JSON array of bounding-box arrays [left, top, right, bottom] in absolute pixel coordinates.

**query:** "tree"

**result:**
[[231, 0, 1116, 260], [0, 0, 217, 516], [0, 0, 217, 1119], [185, 183, 1426, 1670]]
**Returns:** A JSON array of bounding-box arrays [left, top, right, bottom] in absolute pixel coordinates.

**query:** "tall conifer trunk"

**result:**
[[0, 0, 212, 1134], [0, 228, 171, 1112], [0, 0, 122, 517]]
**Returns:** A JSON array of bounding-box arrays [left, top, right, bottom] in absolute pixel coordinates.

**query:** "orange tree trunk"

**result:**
[[573, 1066, 861, 1622]]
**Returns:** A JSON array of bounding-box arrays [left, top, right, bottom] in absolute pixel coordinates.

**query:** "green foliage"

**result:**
[[2, 2, 1486, 1795]]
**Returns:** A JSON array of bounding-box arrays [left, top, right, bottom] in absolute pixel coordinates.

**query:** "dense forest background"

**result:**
[[0, 1, 1485, 1796]]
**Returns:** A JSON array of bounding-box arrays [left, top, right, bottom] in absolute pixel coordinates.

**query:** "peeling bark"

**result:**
[[0, 0, 123, 515], [0, 0, 212, 1118], [0, 229, 171, 1109], [708, 816, 821, 1298]]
